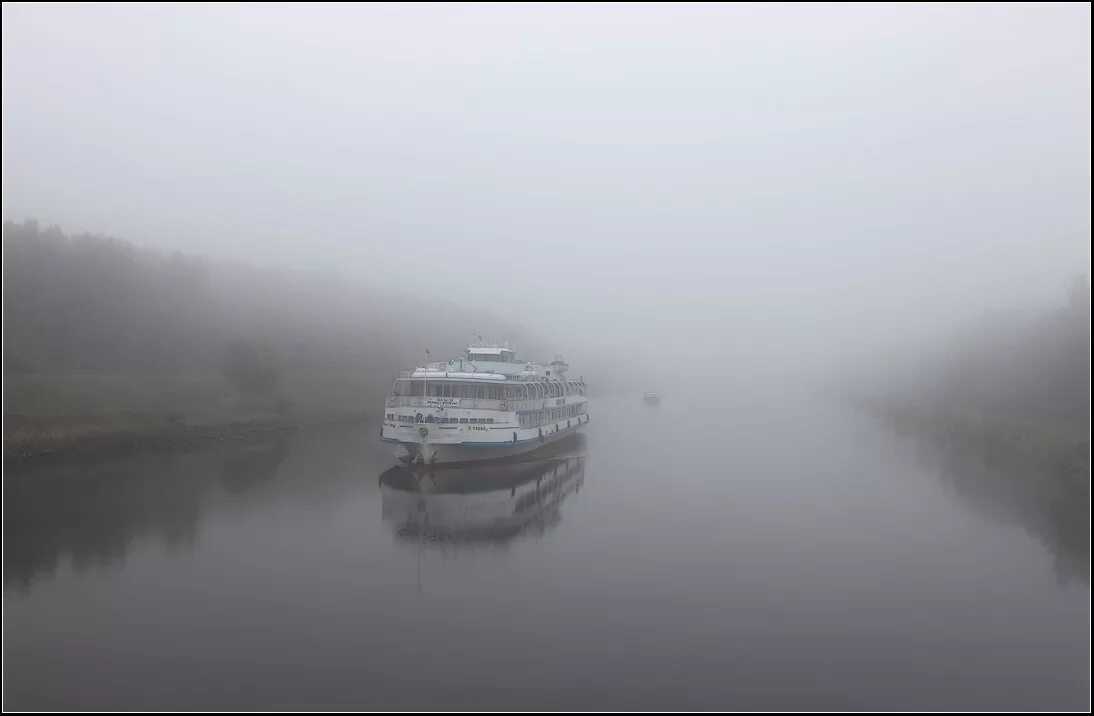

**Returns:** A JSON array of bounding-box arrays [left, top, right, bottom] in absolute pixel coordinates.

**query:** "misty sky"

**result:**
[[3, 3, 1090, 371]]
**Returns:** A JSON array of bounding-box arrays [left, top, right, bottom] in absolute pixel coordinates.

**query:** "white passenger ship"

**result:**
[[380, 343, 589, 466]]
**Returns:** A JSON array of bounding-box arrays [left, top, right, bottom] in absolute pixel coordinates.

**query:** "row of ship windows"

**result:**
[[388, 404, 587, 427], [467, 353, 518, 363], [518, 403, 587, 428], [391, 380, 586, 400], [388, 414, 496, 424]]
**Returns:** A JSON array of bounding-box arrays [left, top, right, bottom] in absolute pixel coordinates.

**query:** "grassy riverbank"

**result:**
[[869, 399, 1089, 497], [867, 398, 1089, 583], [3, 371, 383, 461], [855, 278, 1089, 504]]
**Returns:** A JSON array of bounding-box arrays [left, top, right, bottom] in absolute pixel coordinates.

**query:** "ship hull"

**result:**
[[390, 421, 585, 467]]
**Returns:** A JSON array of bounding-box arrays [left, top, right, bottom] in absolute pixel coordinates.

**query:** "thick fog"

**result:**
[[3, 7, 1091, 711], [3, 3, 1090, 386]]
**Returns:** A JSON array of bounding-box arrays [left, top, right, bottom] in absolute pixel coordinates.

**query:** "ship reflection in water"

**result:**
[[379, 434, 586, 545]]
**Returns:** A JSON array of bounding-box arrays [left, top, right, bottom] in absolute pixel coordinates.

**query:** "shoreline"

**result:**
[[863, 398, 1089, 584], [3, 414, 373, 467], [864, 398, 1090, 492]]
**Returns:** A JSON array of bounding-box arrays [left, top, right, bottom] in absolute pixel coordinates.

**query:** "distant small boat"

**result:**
[[643, 391, 660, 405]]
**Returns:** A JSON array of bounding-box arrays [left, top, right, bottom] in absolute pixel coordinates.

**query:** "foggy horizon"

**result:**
[[4, 3, 1090, 372]]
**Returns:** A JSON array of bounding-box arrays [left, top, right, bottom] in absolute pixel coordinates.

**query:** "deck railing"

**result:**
[[384, 396, 586, 411]]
